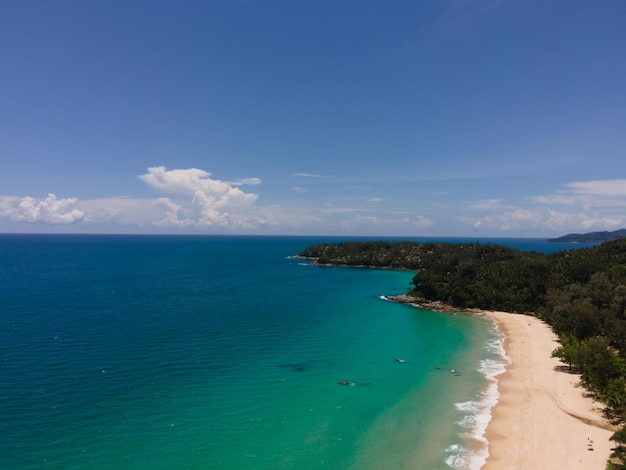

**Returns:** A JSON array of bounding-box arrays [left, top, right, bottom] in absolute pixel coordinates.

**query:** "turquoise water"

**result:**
[[0, 235, 589, 469]]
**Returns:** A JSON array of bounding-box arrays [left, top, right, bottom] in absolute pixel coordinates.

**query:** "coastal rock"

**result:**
[[388, 294, 485, 315]]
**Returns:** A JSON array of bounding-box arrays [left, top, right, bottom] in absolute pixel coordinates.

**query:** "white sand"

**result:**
[[482, 311, 617, 469]]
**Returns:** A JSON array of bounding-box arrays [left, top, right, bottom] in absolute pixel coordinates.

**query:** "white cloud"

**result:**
[[564, 179, 626, 196], [75, 197, 166, 228], [0, 168, 301, 233], [459, 178, 626, 235], [321, 207, 360, 214], [481, 209, 547, 232], [542, 210, 626, 233], [400, 215, 434, 229], [138, 166, 263, 230], [543, 209, 576, 231], [531, 194, 581, 205], [291, 172, 334, 178], [413, 215, 434, 228], [355, 215, 381, 223], [335, 214, 435, 234], [0, 193, 86, 224], [533, 179, 626, 207], [467, 199, 506, 211], [139, 166, 260, 202], [579, 216, 625, 230], [228, 177, 262, 186], [5, 169, 623, 237], [152, 198, 193, 228], [468, 205, 626, 235]]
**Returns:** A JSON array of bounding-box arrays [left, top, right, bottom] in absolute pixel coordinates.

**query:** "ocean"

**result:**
[[0, 235, 594, 469]]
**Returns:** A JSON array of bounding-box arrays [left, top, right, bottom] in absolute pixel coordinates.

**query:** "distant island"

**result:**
[[547, 228, 626, 243]]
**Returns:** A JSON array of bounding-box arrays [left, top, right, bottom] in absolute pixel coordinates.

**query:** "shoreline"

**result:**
[[481, 310, 616, 469], [387, 294, 618, 467]]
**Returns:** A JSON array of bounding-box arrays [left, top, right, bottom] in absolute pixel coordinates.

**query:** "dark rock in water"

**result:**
[[279, 362, 309, 372], [338, 380, 370, 386]]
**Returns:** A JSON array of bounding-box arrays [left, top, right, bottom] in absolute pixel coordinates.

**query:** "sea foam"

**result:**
[[448, 325, 510, 469]]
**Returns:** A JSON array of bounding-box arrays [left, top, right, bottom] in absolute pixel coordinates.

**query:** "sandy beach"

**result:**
[[482, 311, 617, 469]]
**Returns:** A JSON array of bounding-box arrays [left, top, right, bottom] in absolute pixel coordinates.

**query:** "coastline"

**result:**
[[388, 294, 618, 467], [481, 310, 616, 469]]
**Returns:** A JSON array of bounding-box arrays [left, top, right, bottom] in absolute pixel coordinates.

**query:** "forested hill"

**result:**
[[547, 228, 626, 243], [300, 239, 626, 427], [301, 239, 626, 340]]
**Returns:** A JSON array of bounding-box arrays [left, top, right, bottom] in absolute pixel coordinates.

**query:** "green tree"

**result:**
[[577, 337, 619, 390], [610, 427, 626, 451], [552, 336, 580, 370]]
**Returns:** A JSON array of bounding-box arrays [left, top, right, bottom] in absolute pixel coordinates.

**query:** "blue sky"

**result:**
[[1, 0, 625, 236]]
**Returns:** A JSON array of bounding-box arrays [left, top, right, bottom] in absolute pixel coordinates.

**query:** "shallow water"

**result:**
[[0, 235, 580, 469]]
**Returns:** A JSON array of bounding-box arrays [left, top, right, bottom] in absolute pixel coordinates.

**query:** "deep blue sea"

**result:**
[[0, 235, 595, 469]]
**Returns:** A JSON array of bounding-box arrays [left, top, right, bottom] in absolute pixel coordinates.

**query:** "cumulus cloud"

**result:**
[[0, 168, 273, 233], [138, 166, 263, 230], [152, 198, 193, 228], [0, 193, 86, 224], [139, 166, 260, 201]]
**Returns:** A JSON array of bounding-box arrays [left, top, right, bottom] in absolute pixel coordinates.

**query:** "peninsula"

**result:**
[[300, 239, 626, 467], [547, 228, 626, 243]]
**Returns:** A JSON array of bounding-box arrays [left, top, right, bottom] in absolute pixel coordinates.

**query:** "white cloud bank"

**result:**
[[533, 179, 626, 207], [0, 167, 268, 232], [1, 173, 625, 236], [467, 179, 626, 235], [564, 179, 626, 196], [0, 193, 86, 224]]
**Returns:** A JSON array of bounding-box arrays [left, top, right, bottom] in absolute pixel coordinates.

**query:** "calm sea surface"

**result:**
[[0, 235, 594, 469]]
